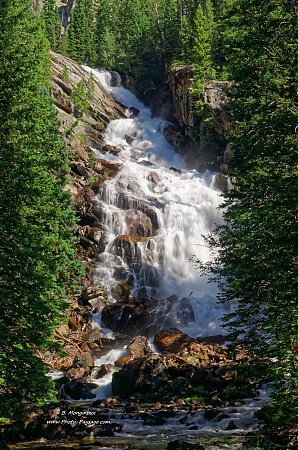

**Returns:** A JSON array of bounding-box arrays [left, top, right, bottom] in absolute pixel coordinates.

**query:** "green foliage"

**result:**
[[199, 0, 298, 426], [41, 0, 61, 50], [62, 64, 69, 81], [68, 0, 96, 64], [0, 1, 81, 418], [192, 2, 215, 113], [70, 81, 90, 115]]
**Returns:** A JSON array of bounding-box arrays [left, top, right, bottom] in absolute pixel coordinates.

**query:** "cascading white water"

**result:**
[[83, 66, 228, 340]]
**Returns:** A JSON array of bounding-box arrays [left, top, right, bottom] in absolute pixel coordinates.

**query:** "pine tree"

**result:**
[[0, 1, 81, 418], [204, 0, 298, 424], [68, 0, 96, 65], [192, 3, 215, 112], [41, 0, 61, 51]]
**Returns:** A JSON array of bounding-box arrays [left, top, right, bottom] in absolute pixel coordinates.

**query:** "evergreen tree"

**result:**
[[41, 0, 61, 51], [204, 0, 298, 424], [0, 0, 80, 418], [68, 0, 96, 64], [192, 2, 215, 112]]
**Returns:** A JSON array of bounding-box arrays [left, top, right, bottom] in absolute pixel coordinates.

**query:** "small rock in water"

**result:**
[[226, 419, 238, 430], [125, 134, 134, 145], [166, 440, 205, 450], [128, 106, 140, 117], [102, 143, 121, 155]]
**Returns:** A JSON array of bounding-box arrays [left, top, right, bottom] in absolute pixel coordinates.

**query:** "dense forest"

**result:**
[[0, 0, 297, 448]]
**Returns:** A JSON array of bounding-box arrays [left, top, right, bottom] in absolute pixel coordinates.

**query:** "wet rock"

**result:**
[[80, 284, 108, 308], [154, 328, 193, 353], [113, 266, 129, 280], [213, 173, 230, 191], [62, 380, 97, 400], [116, 195, 159, 232], [128, 106, 140, 117], [143, 414, 166, 426], [147, 170, 161, 185], [128, 336, 152, 358], [125, 134, 134, 145], [73, 351, 94, 369], [66, 367, 86, 379], [196, 335, 226, 345], [112, 234, 151, 265], [95, 364, 114, 379], [79, 211, 98, 226], [111, 279, 132, 301], [163, 123, 193, 159], [176, 297, 195, 325], [79, 235, 95, 249], [102, 144, 121, 155], [101, 302, 148, 333], [125, 210, 153, 236], [116, 336, 152, 367], [166, 440, 205, 450], [172, 376, 191, 395], [112, 371, 137, 397], [226, 419, 238, 430], [115, 354, 133, 367], [204, 408, 220, 420]]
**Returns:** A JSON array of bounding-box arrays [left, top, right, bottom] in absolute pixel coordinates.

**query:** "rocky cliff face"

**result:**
[[166, 63, 232, 176], [167, 64, 195, 127]]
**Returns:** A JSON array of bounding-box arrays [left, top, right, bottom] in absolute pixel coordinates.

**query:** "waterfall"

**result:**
[[83, 66, 227, 340]]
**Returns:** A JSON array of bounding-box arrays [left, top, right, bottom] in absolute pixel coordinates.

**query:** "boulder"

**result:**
[[196, 335, 226, 345], [62, 380, 97, 400], [147, 171, 161, 185], [112, 371, 137, 397], [80, 284, 108, 308], [167, 440, 205, 450], [171, 376, 191, 395], [73, 351, 94, 369], [125, 210, 153, 236], [128, 106, 140, 117], [128, 336, 152, 358], [212, 173, 230, 191], [70, 161, 88, 178], [154, 328, 193, 353], [125, 134, 134, 145], [112, 234, 151, 265], [179, 342, 227, 366], [101, 302, 148, 333], [111, 279, 132, 301], [102, 144, 121, 155], [226, 420, 238, 430], [95, 364, 114, 379], [115, 354, 133, 368]]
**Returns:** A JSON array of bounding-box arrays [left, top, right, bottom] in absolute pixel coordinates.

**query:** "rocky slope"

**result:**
[[41, 52, 126, 380]]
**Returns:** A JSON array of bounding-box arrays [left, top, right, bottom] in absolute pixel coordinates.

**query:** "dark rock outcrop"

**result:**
[[154, 328, 193, 353], [101, 301, 149, 334]]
